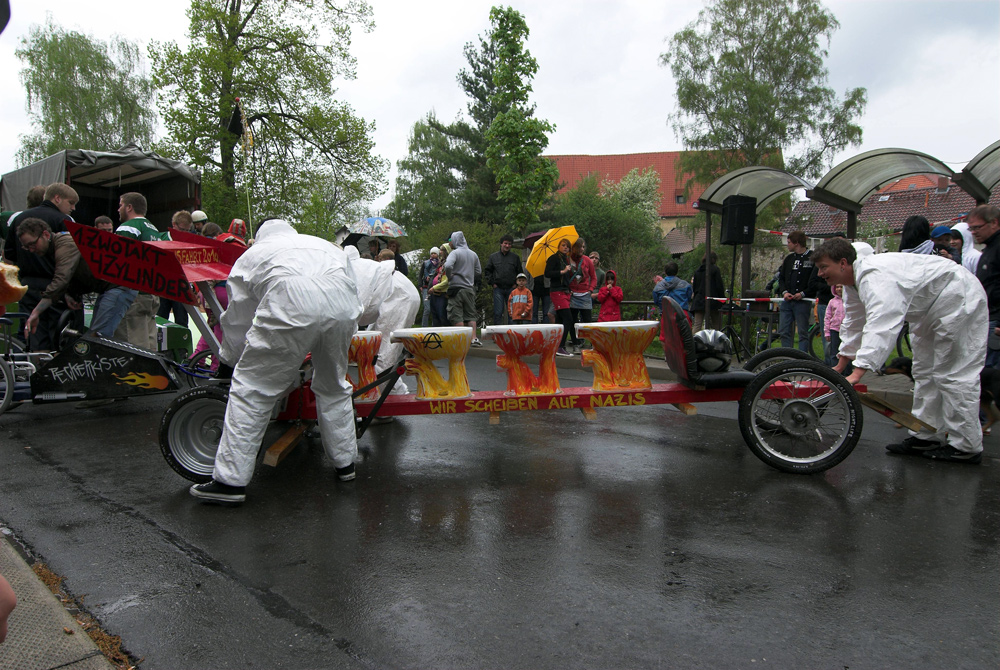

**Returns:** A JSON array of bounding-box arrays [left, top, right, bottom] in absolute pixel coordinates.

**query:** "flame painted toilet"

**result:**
[[575, 320, 659, 391], [390, 327, 472, 399], [482, 324, 563, 396]]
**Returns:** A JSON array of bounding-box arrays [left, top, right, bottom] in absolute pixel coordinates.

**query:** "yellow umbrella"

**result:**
[[525, 226, 579, 278]]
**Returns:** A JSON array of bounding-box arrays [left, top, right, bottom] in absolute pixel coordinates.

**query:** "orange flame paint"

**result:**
[[113, 372, 170, 390], [489, 327, 562, 396], [348, 332, 382, 402]]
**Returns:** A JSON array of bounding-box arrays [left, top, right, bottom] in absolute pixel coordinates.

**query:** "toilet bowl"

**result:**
[[575, 321, 658, 391], [348, 330, 382, 402], [482, 324, 563, 396], [390, 327, 473, 399]]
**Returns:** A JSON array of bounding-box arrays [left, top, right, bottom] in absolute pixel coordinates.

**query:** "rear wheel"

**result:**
[[741, 347, 813, 374], [738, 360, 862, 474], [183, 349, 220, 386], [159, 385, 229, 482]]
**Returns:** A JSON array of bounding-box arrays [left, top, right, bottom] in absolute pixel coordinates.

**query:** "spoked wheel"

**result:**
[[738, 360, 863, 474], [0, 357, 13, 416], [159, 385, 229, 482], [183, 349, 220, 386], [741, 347, 814, 373]]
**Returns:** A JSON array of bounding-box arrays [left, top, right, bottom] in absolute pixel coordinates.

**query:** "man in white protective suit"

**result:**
[[344, 245, 421, 398], [190, 219, 362, 504], [813, 237, 988, 464]]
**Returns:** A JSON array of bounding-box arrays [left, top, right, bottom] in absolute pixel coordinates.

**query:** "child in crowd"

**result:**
[[508, 273, 534, 324], [377, 249, 395, 262], [824, 283, 845, 363], [597, 270, 623, 322]]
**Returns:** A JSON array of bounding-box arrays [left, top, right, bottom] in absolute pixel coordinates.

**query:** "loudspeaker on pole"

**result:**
[[720, 194, 757, 245]]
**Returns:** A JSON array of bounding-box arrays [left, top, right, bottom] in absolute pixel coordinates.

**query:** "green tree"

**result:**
[[546, 172, 664, 259], [385, 31, 505, 231], [151, 0, 386, 228], [601, 168, 662, 227], [660, 0, 867, 185], [15, 17, 158, 165], [383, 114, 466, 231], [484, 6, 559, 234]]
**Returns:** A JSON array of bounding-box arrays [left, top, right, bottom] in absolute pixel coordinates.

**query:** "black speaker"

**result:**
[[720, 194, 757, 245]]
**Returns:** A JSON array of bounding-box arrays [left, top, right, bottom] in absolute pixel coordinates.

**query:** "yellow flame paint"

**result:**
[[578, 323, 657, 391], [398, 330, 471, 399]]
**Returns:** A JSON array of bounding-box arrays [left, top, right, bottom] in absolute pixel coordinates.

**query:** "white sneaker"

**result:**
[[471, 338, 484, 347]]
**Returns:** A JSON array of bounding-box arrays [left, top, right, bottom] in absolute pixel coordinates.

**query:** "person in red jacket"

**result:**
[[597, 270, 623, 322]]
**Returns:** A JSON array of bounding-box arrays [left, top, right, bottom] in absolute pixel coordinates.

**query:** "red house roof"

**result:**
[[545, 151, 705, 218]]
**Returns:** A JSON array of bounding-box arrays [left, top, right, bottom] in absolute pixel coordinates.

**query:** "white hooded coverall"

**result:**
[[345, 245, 420, 394], [214, 220, 362, 486], [839, 252, 987, 453], [950, 221, 982, 275]]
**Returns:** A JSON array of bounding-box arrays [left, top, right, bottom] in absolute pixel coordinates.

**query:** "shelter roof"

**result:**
[[785, 180, 1000, 236], [953, 140, 1000, 202], [697, 166, 812, 214], [810, 148, 953, 210], [545, 151, 705, 218]]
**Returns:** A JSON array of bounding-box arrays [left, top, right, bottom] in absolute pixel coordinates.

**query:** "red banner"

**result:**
[[68, 222, 195, 303]]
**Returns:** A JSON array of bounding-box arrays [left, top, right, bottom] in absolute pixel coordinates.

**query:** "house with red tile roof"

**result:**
[[545, 151, 706, 234], [785, 176, 1000, 237]]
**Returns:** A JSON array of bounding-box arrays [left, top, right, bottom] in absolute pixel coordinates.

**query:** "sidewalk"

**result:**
[[464, 337, 915, 408], [0, 534, 115, 670]]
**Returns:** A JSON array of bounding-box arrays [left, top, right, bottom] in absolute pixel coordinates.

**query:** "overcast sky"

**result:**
[[1, 0, 997, 214]]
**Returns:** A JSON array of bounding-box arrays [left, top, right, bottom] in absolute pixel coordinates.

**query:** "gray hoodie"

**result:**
[[443, 231, 482, 290]]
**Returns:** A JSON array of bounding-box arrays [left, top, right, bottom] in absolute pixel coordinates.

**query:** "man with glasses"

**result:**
[[2, 183, 81, 349], [970, 205, 1000, 367], [16, 218, 112, 339]]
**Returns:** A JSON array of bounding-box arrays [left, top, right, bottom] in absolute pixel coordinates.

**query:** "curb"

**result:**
[[0, 536, 115, 670]]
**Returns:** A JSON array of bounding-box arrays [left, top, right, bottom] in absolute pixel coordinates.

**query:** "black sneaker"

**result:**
[[336, 463, 356, 481], [886, 436, 941, 456], [189, 480, 246, 503], [921, 445, 983, 464], [556, 347, 573, 357]]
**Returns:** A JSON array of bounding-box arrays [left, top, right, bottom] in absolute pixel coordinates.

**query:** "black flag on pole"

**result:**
[[227, 99, 243, 137]]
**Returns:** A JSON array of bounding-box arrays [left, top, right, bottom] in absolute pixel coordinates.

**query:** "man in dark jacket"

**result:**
[[691, 251, 725, 332], [3, 183, 80, 349], [484, 234, 523, 325], [971, 204, 1000, 367], [778, 230, 814, 352]]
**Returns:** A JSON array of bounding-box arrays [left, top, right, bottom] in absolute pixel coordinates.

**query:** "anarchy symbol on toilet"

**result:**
[[421, 332, 444, 350]]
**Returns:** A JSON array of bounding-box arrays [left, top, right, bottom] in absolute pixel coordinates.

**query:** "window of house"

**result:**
[[675, 195, 686, 204]]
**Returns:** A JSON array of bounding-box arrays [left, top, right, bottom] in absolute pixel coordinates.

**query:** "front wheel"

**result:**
[[738, 360, 863, 474], [159, 385, 229, 482]]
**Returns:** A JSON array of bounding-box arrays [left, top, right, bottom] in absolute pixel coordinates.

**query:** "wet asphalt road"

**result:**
[[1, 357, 998, 669]]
